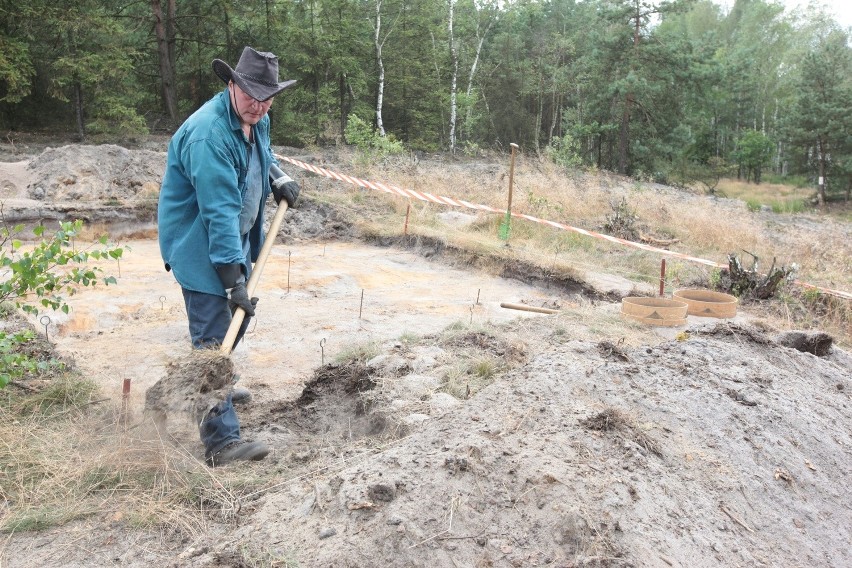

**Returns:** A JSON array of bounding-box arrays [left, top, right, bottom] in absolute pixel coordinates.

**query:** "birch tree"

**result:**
[[448, 0, 458, 152], [461, 0, 497, 147], [371, 0, 400, 136]]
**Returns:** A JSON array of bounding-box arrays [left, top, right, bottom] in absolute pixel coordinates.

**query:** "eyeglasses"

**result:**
[[230, 82, 274, 106]]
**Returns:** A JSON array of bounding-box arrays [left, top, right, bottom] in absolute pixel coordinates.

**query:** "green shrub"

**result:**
[[745, 199, 762, 212], [764, 174, 810, 188], [344, 114, 404, 161], [0, 220, 122, 389], [0, 329, 65, 388], [772, 199, 807, 214], [87, 97, 149, 140], [545, 133, 583, 169]]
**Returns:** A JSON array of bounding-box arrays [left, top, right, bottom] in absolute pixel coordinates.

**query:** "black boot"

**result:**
[[199, 394, 268, 466], [230, 374, 252, 405], [207, 440, 270, 466], [231, 387, 252, 405]]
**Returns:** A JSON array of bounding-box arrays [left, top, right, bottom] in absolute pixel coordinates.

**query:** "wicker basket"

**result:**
[[673, 289, 738, 319], [621, 297, 688, 327]]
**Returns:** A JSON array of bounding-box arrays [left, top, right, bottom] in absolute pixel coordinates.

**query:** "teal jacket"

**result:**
[[158, 88, 277, 296]]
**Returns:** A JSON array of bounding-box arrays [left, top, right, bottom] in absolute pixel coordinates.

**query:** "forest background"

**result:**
[[0, 0, 850, 204]]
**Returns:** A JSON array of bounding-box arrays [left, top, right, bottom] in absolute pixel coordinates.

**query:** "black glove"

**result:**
[[228, 282, 258, 317], [216, 264, 257, 317], [270, 164, 300, 208]]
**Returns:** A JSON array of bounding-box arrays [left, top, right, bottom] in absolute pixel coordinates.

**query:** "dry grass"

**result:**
[[716, 178, 813, 212], [581, 407, 662, 458], [309, 152, 850, 346], [0, 378, 265, 536]]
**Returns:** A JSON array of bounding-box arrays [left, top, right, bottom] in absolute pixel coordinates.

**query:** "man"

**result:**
[[158, 46, 300, 466]]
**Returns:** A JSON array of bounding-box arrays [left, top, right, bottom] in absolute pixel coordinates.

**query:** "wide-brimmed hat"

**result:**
[[213, 47, 296, 102]]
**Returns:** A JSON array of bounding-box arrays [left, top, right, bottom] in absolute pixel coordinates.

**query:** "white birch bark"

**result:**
[[373, 0, 386, 137], [463, 16, 493, 142], [449, 0, 458, 153]]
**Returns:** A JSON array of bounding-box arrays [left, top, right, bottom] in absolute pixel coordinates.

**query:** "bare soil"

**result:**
[[1, 142, 850, 568]]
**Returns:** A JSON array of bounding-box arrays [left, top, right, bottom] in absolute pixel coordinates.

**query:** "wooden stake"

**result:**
[[660, 258, 667, 297], [404, 203, 411, 235], [507, 143, 518, 216], [500, 302, 559, 314]]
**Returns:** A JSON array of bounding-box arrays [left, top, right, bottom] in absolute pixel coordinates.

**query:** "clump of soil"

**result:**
[[296, 360, 376, 407], [439, 329, 527, 364], [774, 330, 834, 356], [243, 360, 395, 448], [144, 350, 234, 424], [581, 407, 662, 457]]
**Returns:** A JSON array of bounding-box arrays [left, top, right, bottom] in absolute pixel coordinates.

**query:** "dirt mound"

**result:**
[[195, 320, 850, 568], [27, 144, 164, 202], [277, 197, 357, 243]]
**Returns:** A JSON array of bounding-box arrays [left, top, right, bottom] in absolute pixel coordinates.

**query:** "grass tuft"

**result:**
[[0, 379, 265, 536], [312, 159, 849, 347]]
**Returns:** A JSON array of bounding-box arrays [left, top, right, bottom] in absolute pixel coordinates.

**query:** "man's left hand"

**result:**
[[272, 178, 300, 208]]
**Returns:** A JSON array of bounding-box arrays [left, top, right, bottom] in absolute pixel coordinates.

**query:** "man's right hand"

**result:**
[[228, 282, 257, 317], [270, 163, 300, 208]]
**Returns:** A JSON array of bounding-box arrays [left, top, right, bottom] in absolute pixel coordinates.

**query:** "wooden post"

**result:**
[[121, 378, 131, 420], [660, 258, 666, 297], [404, 203, 411, 235], [507, 143, 518, 216], [499, 143, 519, 241]]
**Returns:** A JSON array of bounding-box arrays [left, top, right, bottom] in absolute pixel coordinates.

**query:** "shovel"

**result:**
[[220, 202, 288, 356]]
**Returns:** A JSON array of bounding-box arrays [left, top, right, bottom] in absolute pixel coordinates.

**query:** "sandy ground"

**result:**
[[43, 238, 566, 407], [1, 144, 851, 568]]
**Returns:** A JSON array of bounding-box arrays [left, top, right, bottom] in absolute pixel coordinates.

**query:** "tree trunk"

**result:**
[[448, 0, 457, 154], [265, 0, 272, 42], [151, 0, 178, 121], [73, 81, 85, 141], [548, 90, 559, 146], [534, 72, 543, 156], [619, 6, 641, 175], [463, 18, 491, 143], [618, 94, 631, 174], [167, 0, 176, 82], [374, 0, 386, 136], [340, 73, 347, 140], [67, 29, 85, 141], [816, 136, 826, 206]]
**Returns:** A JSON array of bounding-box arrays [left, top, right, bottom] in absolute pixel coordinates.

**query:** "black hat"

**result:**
[[213, 47, 296, 102]]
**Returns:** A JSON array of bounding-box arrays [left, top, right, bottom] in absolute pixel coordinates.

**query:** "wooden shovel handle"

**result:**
[[220, 202, 288, 356]]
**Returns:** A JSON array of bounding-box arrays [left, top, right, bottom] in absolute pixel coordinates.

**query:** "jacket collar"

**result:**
[[221, 87, 247, 138]]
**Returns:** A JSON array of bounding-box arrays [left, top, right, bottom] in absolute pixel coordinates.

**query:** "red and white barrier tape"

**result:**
[[277, 154, 852, 301]]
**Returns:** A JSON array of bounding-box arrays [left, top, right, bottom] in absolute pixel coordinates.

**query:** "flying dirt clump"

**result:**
[[144, 350, 235, 426]]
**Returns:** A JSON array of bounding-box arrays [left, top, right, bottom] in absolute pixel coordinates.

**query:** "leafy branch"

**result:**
[[0, 217, 123, 388], [1, 219, 123, 316]]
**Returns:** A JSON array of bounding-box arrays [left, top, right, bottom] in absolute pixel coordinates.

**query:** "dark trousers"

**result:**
[[181, 288, 252, 349], [181, 288, 251, 457]]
